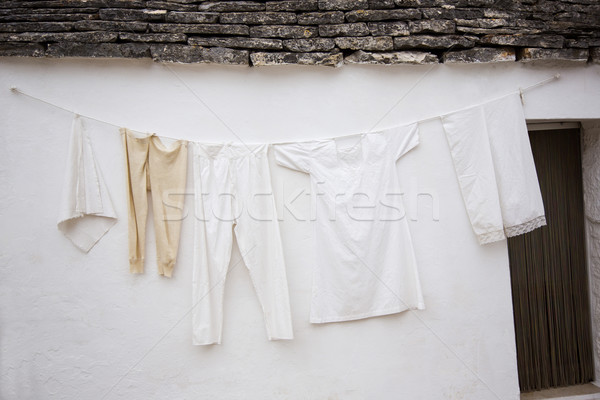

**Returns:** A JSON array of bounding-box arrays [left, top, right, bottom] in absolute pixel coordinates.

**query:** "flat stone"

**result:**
[[409, 20, 455, 34], [166, 12, 219, 24], [250, 51, 343, 67], [198, 2, 266, 12], [266, 1, 319, 11], [452, 18, 479, 28], [250, 25, 318, 38], [344, 49, 439, 64], [420, 8, 455, 19], [482, 10, 515, 18], [560, 11, 600, 23], [532, 1, 568, 14], [394, 0, 440, 6], [0, 0, 43, 5], [455, 0, 495, 5], [74, 20, 148, 31], [367, 21, 409, 36], [119, 32, 187, 43], [149, 0, 196, 3], [283, 38, 336, 51], [442, 47, 515, 63], [147, 2, 197, 11], [561, 0, 600, 4], [519, 47, 589, 63], [150, 23, 249, 35], [220, 12, 297, 25], [480, 34, 565, 48], [151, 44, 250, 64], [591, 47, 600, 64], [572, 1, 600, 9], [531, 12, 555, 22], [0, 42, 45, 56], [98, 8, 167, 22], [188, 36, 283, 50], [547, 21, 599, 35], [368, 0, 395, 9], [421, 8, 484, 19], [0, 22, 73, 32], [0, 13, 97, 22], [99, 0, 147, 6], [455, 18, 509, 28], [335, 36, 394, 50], [346, 9, 421, 22], [46, 42, 151, 58], [568, 8, 598, 21], [319, 23, 370, 37], [457, 26, 541, 35], [394, 35, 474, 49], [515, 19, 549, 29], [0, 0, 54, 5], [0, 7, 98, 15], [566, 38, 600, 48], [297, 11, 345, 25], [0, 31, 118, 43], [318, 0, 369, 11], [0, 0, 145, 7]]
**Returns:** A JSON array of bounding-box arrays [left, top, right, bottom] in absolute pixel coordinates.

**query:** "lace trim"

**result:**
[[478, 229, 506, 245], [505, 215, 547, 238]]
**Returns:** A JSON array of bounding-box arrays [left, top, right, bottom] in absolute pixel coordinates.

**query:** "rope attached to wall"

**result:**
[[9, 73, 561, 143]]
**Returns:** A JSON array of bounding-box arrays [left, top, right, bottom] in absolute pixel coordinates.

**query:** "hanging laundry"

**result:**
[[192, 143, 293, 345], [121, 129, 188, 277], [441, 92, 546, 245], [273, 124, 426, 324], [57, 115, 117, 252]]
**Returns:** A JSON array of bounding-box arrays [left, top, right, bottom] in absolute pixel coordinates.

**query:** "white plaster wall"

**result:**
[[0, 58, 599, 400], [582, 120, 600, 387]]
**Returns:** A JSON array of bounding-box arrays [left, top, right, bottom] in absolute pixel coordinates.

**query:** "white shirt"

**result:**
[[274, 123, 425, 323]]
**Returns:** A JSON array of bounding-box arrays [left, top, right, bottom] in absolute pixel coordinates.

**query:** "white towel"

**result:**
[[57, 115, 117, 252], [442, 92, 546, 245]]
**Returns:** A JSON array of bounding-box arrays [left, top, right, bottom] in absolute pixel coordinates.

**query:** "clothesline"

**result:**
[[9, 86, 185, 142], [9, 72, 560, 143], [415, 73, 561, 126]]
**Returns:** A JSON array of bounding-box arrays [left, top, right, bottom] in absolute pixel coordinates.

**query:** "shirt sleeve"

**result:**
[[382, 123, 420, 161], [272, 142, 313, 173]]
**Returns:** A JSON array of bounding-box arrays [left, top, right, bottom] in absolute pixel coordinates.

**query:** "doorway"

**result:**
[[507, 127, 595, 392]]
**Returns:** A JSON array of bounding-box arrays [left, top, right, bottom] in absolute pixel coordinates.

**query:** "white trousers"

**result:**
[[192, 143, 293, 345]]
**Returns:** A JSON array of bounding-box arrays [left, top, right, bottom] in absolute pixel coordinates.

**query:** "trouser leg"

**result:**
[[192, 154, 234, 345], [122, 129, 149, 274], [148, 137, 188, 277], [233, 155, 293, 341]]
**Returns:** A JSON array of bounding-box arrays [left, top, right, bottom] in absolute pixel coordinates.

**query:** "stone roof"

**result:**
[[0, 0, 599, 66]]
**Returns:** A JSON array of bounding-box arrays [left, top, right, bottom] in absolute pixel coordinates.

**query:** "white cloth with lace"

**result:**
[[441, 92, 546, 245]]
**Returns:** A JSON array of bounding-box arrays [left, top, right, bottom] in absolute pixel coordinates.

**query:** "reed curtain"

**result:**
[[507, 128, 594, 392]]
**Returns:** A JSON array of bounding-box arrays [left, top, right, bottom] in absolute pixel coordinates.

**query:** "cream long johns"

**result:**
[[192, 143, 293, 345], [122, 129, 188, 277]]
